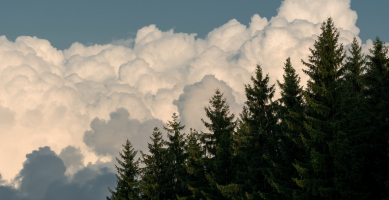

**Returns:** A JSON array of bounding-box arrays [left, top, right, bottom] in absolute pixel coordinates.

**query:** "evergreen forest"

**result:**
[[106, 18, 389, 200]]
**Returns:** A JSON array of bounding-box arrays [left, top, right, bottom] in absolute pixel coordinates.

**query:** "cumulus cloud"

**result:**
[[83, 108, 165, 157], [43, 167, 116, 200], [0, 147, 116, 200], [15, 147, 66, 200], [59, 146, 85, 175], [276, 0, 359, 35], [0, 0, 378, 193]]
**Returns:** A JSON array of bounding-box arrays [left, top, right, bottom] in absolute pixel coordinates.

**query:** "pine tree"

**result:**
[[292, 17, 347, 199], [260, 58, 307, 199], [363, 37, 389, 199], [164, 113, 190, 199], [140, 127, 169, 200], [107, 139, 141, 200], [200, 88, 236, 199]]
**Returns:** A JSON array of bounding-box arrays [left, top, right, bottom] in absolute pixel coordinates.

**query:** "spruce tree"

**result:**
[[200, 88, 236, 199], [260, 58, 307, 199], [234, 64, 278, 199], [216, 106, 253, 200], [363, 37, 389, 199], [140, 127, 169, 200], [164, 113, 190, 199], [177, 129, 210, 200], [331, 37, 372, 199], [292, 17, 347, 199], [345, 37, 366, 93], [107, 139, 141, 200], [329, 36, 372, 199]]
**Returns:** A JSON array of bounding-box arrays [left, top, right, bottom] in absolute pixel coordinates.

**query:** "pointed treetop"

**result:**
[[164, 112, 185, 134], [277, 57, 303, 106], [201, 88, 236, 134], [302, 17, 345, 92], [367, 36, 389, 72], [245, 63, 275, 106], [346, 37, 366, 74]]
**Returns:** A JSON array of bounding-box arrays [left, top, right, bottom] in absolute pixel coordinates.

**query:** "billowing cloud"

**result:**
[[59, 146, 85, 175], [0, 147, 116, 200], [83, 108, 165, 157], [0, 0, 382, 196], [276, 0, 359, 35], [15, 147, 66, 200]]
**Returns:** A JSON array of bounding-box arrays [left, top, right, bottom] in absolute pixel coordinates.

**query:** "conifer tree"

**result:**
[[363, 37, 389, 199], [292, 17, 347, 199], [260, 58, 307, 199], [107, 139, 141, 200], [164, 113, 190, 199], [200, 88, 236, 199], [177, 129, 210, 200], [329, 36, 373, 199], [216, 106, 253, 200], [140, 127, 169, 200], [345, 37, 366, 93], [234, 64, 278, 199]]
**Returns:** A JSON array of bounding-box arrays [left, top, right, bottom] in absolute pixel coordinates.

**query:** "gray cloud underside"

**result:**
[[0, 147, 116, 200]]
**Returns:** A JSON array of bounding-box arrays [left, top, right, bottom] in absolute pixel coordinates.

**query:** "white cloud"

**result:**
[[276, 0, 359, 35], [0, 0, 368, 184]]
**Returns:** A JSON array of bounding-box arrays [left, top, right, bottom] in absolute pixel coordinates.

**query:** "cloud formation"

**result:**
[[83, 108, 165, 157], [0, 1, 384, 196], [0, 147, 116, 200]]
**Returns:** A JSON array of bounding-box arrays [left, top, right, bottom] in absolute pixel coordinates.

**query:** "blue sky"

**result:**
[[0, 1, 387, 200], [0, 0, 387, 50]]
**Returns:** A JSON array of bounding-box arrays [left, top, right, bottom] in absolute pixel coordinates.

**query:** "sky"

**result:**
[[0, 0, 387, 199], [0, 0, 387, 50]]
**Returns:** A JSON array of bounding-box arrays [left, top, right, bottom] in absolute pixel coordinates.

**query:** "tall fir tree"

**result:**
[[200, 88, 237, 199], [292, 17, 349, 199], [164, 113, 190, 199], [107, 139, 141, 200], [260, 58, 308, 199], [363, 37, 389, 199], [140, 127, 169, 200]]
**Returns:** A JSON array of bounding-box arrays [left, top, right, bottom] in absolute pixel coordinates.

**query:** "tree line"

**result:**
[[106, 18, 389, 200]]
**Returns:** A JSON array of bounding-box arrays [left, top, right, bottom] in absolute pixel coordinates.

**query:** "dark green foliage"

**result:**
[[260, 58, 308, 199], [293, 17, 347, 199], [178, 129, 210, 200], [201, 88, 237, 199], [363, 37, 389, 199], [107, 139, 141, 200], [345, 37, 366, 93], [164, 113, 191, 199], [216, 106, 253, 200], [330, 36, 372, 199], [234, 64, 279, 199], [140, 127, 169, 200]]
